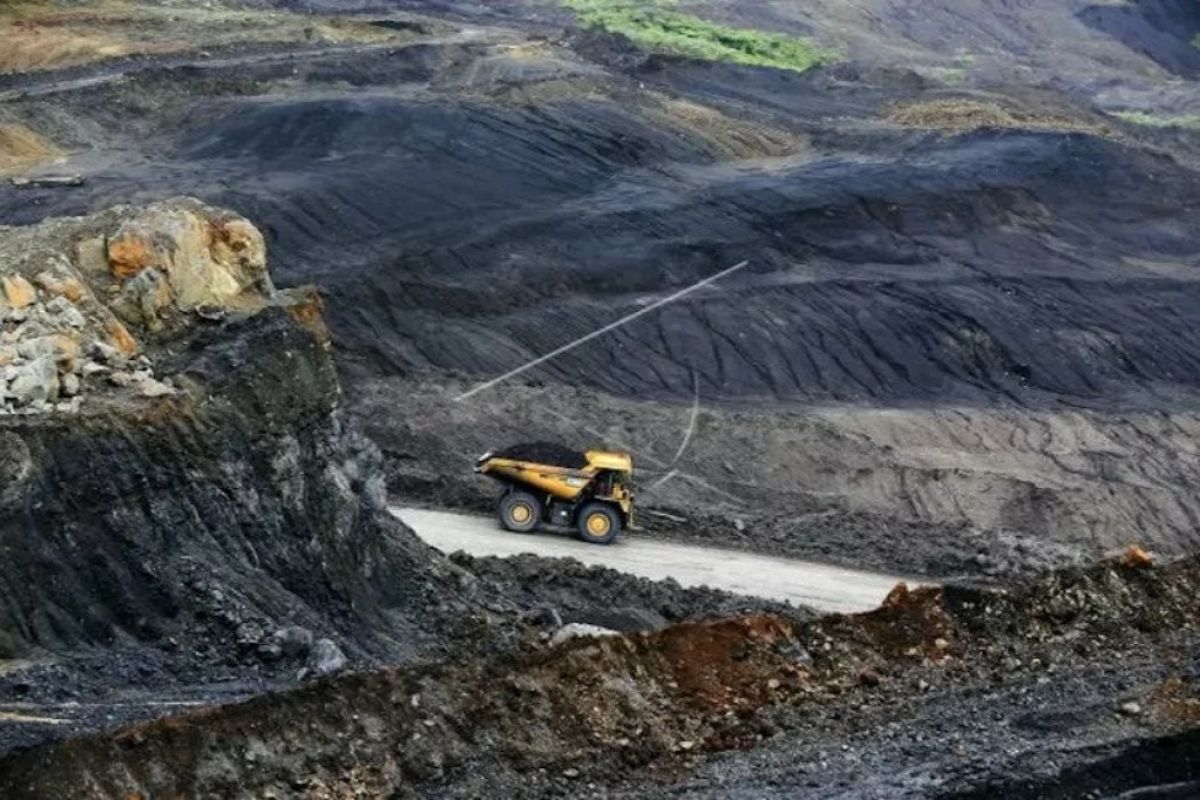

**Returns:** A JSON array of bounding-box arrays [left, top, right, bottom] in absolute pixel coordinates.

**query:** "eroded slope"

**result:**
[[3, 553, 1197, 798]]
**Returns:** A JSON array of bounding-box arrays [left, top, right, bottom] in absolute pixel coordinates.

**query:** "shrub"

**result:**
[[562, 0, 837, 73]]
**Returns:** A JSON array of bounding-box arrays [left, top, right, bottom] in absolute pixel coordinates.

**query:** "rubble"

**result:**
[[2, 275, 35, 309], [7, 357, 58, 407], [6, 553, 1200, 799], [0, 198, 278, 415]]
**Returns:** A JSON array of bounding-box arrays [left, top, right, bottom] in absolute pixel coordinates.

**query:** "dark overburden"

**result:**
[[493, 441, 590, 469]]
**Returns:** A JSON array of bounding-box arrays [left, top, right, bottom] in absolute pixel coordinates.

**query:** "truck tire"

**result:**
[[576, 502, 620, 545], [499, 490, 541, 533]]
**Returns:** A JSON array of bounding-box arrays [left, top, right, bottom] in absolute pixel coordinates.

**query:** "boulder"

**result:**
[[549, 623, 621, 647], [116, 268, 173, 330], [138, 377, 176, 398], [106, 201, 273, 311], [8, 357, 59, 405], [16, 334, 79, 372], [34, 270, 85, 304], [44, 295, 86, 329], [271, 625, 315, 659], [303, 638, 347, 678], [86, 339, 123, 364], [105, 319, 139, 356], [2, 275, 35, 309]]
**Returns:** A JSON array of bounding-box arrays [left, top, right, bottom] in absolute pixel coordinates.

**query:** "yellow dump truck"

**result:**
[[475, 443, 634, 544]]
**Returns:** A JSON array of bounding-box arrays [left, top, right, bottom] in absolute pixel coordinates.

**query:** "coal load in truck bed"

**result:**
[[494, 442, 589, 469]]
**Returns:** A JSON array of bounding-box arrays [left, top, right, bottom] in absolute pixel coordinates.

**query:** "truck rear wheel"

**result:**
[[577, 502, 620, 545], [499, 490, 541, 533]]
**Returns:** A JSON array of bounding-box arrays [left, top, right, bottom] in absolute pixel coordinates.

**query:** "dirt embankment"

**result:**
[[0, 2, 406, 74], [3, 553, 1198, 798], [450, 551, 807, 632]]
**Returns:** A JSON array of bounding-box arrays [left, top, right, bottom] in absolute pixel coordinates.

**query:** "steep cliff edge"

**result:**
[[0, 199, 475, 669]]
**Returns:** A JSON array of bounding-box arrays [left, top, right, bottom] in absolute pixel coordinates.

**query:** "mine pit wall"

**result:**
[[0, 295, 417, 660], [4, 557, 1198, 799]]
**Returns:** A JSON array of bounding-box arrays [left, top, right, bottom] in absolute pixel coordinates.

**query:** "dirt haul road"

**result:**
[[392, 507, 912, 613]]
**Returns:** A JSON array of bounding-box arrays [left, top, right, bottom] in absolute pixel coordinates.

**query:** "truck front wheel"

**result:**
[[499, 490, 542, 533], [577, 502, 620, 545]]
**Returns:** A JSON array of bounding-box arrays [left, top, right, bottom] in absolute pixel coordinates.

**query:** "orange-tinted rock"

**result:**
[[2, 274, 36, 308], [1112, 544, 1154, 569], [107, 233, 156, 280], [104, 203, 271, 312], [35, 270, 85, 303], [284, 288, 331, 346], [106, 318, 139, 356], [211, 218, 267, 275], [49, 334, 80, 370]]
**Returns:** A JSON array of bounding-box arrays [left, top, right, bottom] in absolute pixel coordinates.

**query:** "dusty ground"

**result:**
[[0, 198, 810, 763]]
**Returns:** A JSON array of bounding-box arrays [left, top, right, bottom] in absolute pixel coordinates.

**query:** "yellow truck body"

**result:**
[[475, 448, 634, 544]]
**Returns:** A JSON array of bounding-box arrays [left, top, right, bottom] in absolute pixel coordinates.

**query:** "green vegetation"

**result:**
[[1113, 110, 1200, 130], [561, 0, 837, 73]]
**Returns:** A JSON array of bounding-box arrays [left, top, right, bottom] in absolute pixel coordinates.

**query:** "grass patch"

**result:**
[[1113, 110, 1200, 130], [561, 0, 837, 73]]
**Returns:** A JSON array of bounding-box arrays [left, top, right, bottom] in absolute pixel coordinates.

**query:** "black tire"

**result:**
[[576, 502, 621, 545], [499, 490, 542, 533]]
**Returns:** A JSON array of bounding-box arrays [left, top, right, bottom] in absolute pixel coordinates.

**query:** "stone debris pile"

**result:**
[[0, 281, 175, 414], [0, 197, 274, 415]]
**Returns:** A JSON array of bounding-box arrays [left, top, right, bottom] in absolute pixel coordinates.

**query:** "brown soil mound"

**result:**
[[0, 17, 137, 73], [889, 98, 1104, 135], [0, 124, 60, 176]]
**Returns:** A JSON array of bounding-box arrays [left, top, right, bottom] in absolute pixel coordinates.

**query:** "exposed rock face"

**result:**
[[105, 202, 271, 310], [0, 199, 469, 667], [0, 198, 273, 414]]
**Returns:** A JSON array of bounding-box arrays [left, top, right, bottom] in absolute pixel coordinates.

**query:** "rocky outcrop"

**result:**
[[0, 199, 473, 667], [0, 198, 280, 415]]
